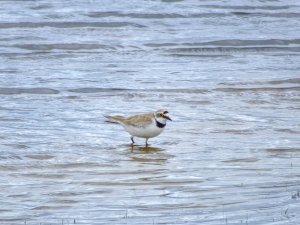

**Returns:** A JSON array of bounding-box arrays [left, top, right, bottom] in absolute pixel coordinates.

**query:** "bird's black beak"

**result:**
[[163, 115, 172, 121]]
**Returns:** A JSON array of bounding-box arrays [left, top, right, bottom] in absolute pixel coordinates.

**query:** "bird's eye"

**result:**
[[159, 113, 163, 117]]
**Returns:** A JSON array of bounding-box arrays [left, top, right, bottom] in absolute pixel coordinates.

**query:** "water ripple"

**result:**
[[0, 21, 146, 29], [1, 0, 300, 224]]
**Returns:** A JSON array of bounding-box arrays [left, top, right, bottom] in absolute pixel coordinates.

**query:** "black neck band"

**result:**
[[155, 117, 166, 128]]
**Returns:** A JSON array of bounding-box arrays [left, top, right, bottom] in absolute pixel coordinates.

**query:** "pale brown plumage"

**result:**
[[105, 110, 172, 146], [105, 112, 157, 127]]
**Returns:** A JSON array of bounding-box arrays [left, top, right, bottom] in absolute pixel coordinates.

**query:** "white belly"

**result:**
[[123, 123, 164, 138]]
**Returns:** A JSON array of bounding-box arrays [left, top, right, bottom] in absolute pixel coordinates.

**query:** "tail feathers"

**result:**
[[104, 115, 125, 124]]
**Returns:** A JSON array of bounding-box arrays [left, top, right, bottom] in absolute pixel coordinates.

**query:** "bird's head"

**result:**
[[154, 109, 172, 123]]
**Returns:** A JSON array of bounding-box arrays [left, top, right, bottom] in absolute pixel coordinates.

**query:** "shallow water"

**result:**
[[1, 0, 300, 224]]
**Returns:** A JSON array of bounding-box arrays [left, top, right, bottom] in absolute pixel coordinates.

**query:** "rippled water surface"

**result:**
[[1, 0, 300, 224]]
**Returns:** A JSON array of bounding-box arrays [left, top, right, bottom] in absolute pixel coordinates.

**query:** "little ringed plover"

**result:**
[[105, 109, 172, 146]]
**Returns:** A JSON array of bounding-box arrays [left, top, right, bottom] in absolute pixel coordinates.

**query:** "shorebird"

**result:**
[[105, 109, 172, 146]]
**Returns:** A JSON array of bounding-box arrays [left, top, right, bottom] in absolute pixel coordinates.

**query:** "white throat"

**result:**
[[153, 113, 167, 128]]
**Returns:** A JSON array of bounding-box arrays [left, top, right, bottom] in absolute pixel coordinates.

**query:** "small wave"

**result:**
[[169, 54, 231, 58], [223, 157, 259, 163], [268, 78, 300, 85], [25, 155, 55, 160], [6, 143, 29, 149], [0, 88, 59, 95], [265, 148, 300, 154], [231, 12, 300, 17], [201, 4, 294, 10], [146, 39, 300, 48], [68, 88, 209, 94], [14, 43, 116, 51], [68, 88, 129, 93], [201, 39, 300, 47], [0, 22, 145, 29], [0, 87, 210, 95], [219, 78, 300, 86], [169, 47, 300, 54], [87, 11, 231, 19], [275, 128, 300, 134], [87, 11, 300, 19], [210, 129, 254, 135], [146, 39, 300, 56], [216, 86, 300, 92], [87, 11, 186, 19], [30, 4, 53, 10]]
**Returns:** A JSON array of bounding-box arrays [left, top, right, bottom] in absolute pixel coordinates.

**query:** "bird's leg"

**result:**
[[145, 138, 149, 147], [131, 137, 135, 145]]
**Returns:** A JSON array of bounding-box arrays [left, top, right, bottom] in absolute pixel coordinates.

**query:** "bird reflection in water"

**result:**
[[130, 145, 162, 152], [126, 144, 170, 164]]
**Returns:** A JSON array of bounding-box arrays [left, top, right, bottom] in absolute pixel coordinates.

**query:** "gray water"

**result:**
[[1, 0, 300, 224]]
